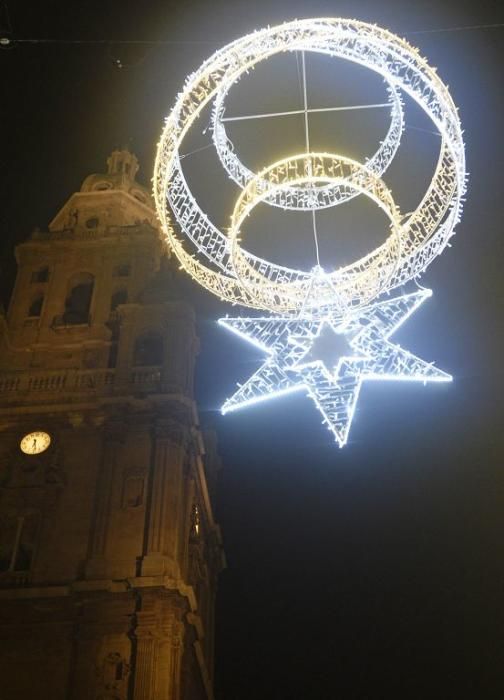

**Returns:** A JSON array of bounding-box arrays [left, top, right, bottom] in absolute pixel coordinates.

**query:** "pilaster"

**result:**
[[85, 422, 122, 579], [133, 592, 186, 700], [141, 420, 188, 579]]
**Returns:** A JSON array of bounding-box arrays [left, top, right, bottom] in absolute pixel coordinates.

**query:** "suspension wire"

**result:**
[[406, 22, 504, 35], [179, 142, 214, 159], [9, 22, 504, 45], [222, 107, 304, 122], [221, 102, 390, 122], [301, 50, 311, 153], [310, 102, 390, 113], [9, 37, 220, 45], [295, 50, 304, 109], [406, 124, 441, 137], [301, 51, 321, 268], [310, 209, 321, 269]]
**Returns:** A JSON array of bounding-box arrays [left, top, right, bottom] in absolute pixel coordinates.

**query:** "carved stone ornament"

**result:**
[[122, 468, 146, 509], [95, 651, 131, 700]]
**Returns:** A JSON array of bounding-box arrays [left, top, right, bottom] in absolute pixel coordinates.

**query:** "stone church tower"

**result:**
[[0, 150, 225, 699]]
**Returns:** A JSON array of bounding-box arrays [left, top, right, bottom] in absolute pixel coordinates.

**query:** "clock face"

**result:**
[[20, 431, 51, 455]]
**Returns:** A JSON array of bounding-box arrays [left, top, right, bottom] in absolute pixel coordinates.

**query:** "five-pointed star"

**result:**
[[219, 289, 451, 446]]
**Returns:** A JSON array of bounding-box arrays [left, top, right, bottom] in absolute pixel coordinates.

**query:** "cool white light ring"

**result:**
[[154, 18, 466, 313], [212, 75, 404, 211], [229, 153, 403, 311]]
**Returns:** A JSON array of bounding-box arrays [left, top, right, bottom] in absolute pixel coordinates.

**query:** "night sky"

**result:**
[[2, 1, 504, 697]]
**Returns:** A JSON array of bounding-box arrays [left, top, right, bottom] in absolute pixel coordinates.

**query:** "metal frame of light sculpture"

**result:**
[[154, 18, 467, 446], [212, 78, 404, 211], [227, 152, 403, 312]]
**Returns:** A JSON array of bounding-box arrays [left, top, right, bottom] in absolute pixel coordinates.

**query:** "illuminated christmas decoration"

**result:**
[[154, 18, 467, 445], [219, 289, 450, 446], [212, 81, 404, 212], [228, 152, 404, 313]]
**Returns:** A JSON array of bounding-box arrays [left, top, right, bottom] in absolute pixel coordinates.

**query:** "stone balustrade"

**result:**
[[0, 365, 164, 404]]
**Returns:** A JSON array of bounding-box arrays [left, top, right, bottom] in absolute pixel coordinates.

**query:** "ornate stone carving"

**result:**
[[121, 468, 146, 509], [95, 651, 131, 700]]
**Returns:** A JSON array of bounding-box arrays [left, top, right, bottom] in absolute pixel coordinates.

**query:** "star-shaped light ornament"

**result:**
[[220, 288, 451, 447]]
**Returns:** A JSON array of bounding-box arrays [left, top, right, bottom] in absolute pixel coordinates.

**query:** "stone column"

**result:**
[[168, 622, 184, 700], [133, 594, 186, 700], [133, 630, 157, 700]]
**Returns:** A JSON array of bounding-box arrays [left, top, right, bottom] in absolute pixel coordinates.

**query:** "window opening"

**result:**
[[28, 294, 44, 318], [63, 273, 94, 325], [0, 514, 37, 573], [110, 288, 128, 311], [133, 333, 163, 366], [31, 266, 49, 283]]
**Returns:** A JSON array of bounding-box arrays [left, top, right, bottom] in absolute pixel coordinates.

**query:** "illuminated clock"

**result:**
[[20, 431, 51, 455]]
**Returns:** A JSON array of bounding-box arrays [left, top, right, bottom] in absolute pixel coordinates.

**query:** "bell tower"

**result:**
[[0, 150, 224, 700]]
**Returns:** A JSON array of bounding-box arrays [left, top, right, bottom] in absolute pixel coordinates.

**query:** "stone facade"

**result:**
[[0, 150, 225, 700]]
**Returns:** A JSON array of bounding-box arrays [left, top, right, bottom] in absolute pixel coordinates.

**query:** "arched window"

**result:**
[[28, 294, 44, 318], [63, 272, 94, 325], [110, 288, 128, 311], [30, 266, 49, 284], [133, 332, 164, 367]]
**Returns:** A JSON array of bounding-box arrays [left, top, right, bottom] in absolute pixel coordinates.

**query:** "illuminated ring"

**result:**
[[154, 18, 466, 313], [228, 153, 403, 311], [212, 79, 404, 211]]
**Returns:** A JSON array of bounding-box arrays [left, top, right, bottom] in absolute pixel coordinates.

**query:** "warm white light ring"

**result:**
[[154, 18, 466, 312], [212, 75, 404, 211], [228, 153, 402, 311], [168, 154, 312, 281]]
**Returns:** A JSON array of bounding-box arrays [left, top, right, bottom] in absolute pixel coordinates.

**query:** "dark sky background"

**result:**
[[2, 0, 504, 697]]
